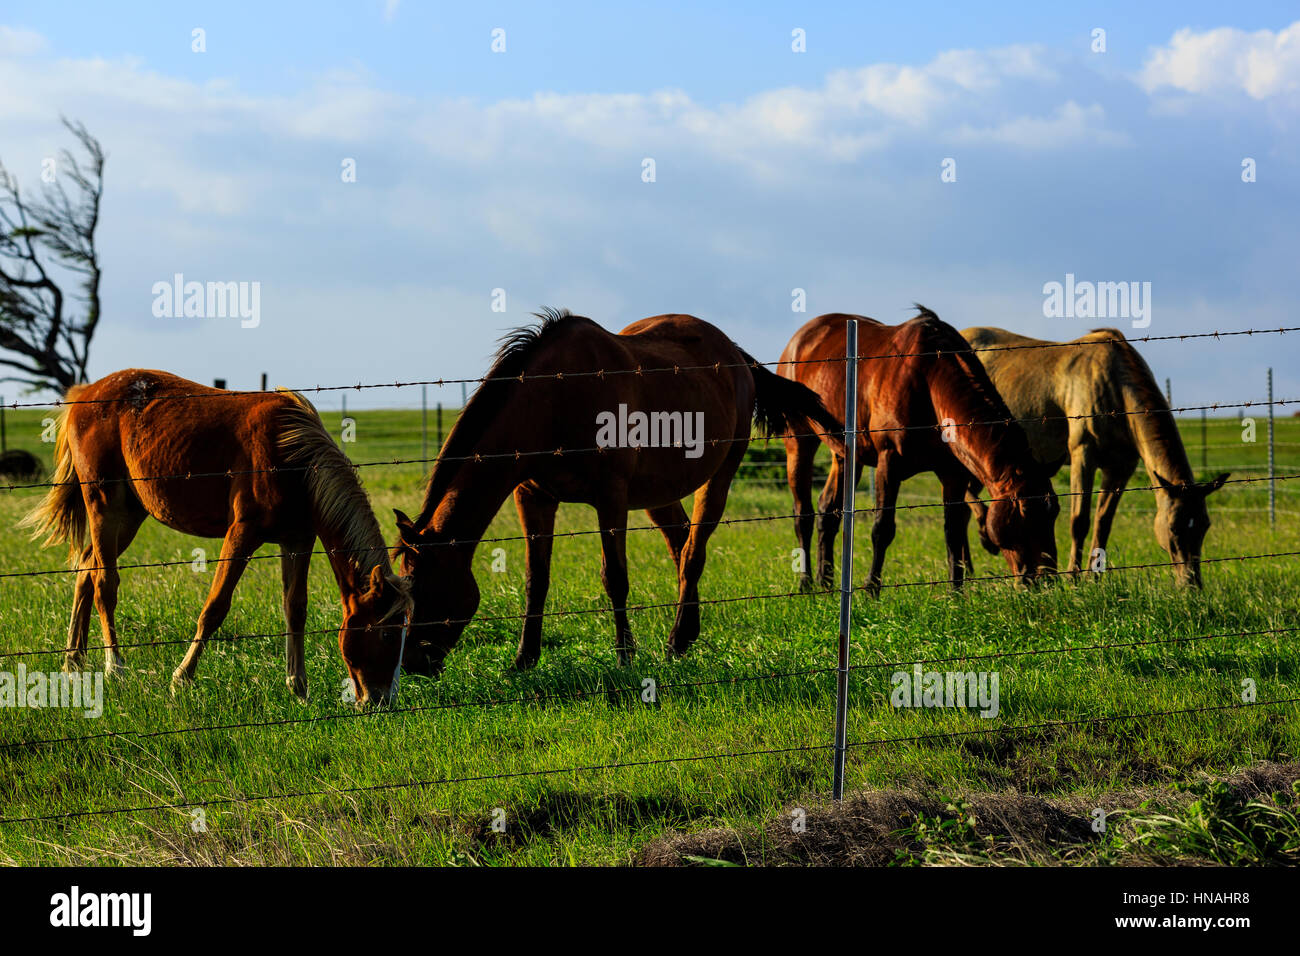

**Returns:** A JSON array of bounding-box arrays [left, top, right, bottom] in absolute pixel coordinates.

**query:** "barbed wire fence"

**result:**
[[0, 324, 1296, 830]]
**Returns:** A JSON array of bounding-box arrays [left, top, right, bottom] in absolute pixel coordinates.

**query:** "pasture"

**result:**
[[1, 406, 1297, 865]]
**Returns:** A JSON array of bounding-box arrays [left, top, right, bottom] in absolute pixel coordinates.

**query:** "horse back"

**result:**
[[63, 370, 306, 538]]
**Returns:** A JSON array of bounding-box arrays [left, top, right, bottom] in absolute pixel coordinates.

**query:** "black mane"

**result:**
[[416, 307, 589, 523]]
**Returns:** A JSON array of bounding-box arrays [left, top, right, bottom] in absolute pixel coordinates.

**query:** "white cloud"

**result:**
[[954, 101, 1129, 149], [1140, 21, 1300, 100], [0, 26, 44, 56]]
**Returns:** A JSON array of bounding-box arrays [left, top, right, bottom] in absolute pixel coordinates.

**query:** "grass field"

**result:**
[[1, 406, 1298, 865]]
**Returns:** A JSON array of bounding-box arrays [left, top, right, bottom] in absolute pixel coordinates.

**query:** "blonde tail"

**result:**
[[17, 389, 87, 565]]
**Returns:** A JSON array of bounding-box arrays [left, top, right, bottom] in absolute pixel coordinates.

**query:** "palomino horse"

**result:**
[[778, 308, 1059, 594], [960, 327, 1229, 587], [21, 370, 411, 704], [392, 309, 843, 674]]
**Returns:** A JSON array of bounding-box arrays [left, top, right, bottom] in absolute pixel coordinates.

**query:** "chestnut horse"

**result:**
[[392, 309, 843, 674], [960, 326, 1229, 587], [778, 308, 1059, 594], [20, 370, 411, 704]]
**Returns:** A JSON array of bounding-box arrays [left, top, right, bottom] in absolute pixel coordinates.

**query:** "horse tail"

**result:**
[[18, 388, 88, 564], [740, 349, 847, 456]]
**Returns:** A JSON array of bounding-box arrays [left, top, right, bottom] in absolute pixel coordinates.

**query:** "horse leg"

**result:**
[[784, 434, 818, 589], [63, 545, 96, 672], [172, 521, 261, 688], [647, 501, 690, 572], [594, 492, 634, 666], [514, 483, 559, 670], [865, 453, 900, 598], [1066, 444, 1096, 577], [940, 468, 972, 591], [84, 491, 144, 675], [667, 470, 736, 657], [966, 476, 995, 561], [1090, 461, 1135, 569], [815, 453, 844, 588], [281, 533, 313, 698]]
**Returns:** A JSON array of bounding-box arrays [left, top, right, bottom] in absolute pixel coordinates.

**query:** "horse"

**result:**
[[959, 326, 1229, 588], [777, 307, 1059, 595], [392, 308, 844, 675], [19, 370, 411, 704]]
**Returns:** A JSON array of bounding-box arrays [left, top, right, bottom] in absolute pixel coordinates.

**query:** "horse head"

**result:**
[[339, 564, 413, 706], [1151, 471, 1229, 588], [391, 508, 480, 676], [984, 462, 1060, 586]]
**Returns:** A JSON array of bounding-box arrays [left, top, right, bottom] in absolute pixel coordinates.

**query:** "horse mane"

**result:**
[[908, 304, 1020, 428], [416, 307, 593, 524], [1088, 326, 1169, 409], [1088, 327, 1193, 483], [277, 391, 392, 575]]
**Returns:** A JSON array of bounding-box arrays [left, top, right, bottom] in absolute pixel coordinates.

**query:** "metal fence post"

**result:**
[[1, 395, 6, 453], [436, 402, 443, 451], [422, 385, 428, 461], [1268, 367, 1275, 530], [832, 319, 858, 801]]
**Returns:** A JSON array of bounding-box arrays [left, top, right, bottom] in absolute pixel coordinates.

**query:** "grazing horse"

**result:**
[[778, 308, 1059, 594], [20, 370, 411, 704], [960, 327, 1229, 587], [392, 309, 843, 674]]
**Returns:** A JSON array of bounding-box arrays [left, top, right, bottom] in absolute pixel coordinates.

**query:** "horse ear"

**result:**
[[368, 564, 387, 594], [393, 509, 421, 546], [1152, 471, 1180, 495], [1202, 472, 1230, 495]]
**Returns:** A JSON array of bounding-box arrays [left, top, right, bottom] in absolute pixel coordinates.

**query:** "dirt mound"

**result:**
[[637, 761, 1300, 866]]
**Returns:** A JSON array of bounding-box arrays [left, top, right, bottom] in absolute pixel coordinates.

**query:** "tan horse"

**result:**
[[393, 309, 843, 674], [960, 327, 1228, 587], [20, 370, 411, 703]]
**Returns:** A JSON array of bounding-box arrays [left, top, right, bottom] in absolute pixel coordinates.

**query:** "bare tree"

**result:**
[[0, 118, 105, 392]]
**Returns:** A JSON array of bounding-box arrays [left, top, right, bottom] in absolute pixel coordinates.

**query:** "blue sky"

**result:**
[[1, 2, 1298, 409]]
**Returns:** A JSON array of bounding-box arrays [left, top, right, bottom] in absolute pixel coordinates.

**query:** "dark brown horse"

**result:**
[[20, 370, 410, 704], [392, 309, 842, 674], [778, 308, 1059, 594]]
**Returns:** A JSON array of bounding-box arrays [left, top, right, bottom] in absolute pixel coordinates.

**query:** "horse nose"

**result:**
[[359, 683, 397, 708]]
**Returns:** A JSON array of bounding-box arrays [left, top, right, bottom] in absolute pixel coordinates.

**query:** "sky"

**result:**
[[1, 1, 1298, 410]]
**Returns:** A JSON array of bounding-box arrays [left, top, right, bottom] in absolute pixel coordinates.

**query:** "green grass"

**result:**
[[0, 409, 1297, 865]]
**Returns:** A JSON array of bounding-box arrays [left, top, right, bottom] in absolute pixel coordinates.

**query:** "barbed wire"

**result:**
[[2, 695, 1293, 826], [2, 324, 1294, 411], [3, 624, 1293, 754], [3, 471, 1296, 580], [2, 548, 1295, 664], [2, 395, 1295, 496]]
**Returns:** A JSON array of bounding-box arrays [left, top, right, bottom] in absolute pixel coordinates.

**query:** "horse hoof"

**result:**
[[170, 670, 193, 694], [512, 653, 539, 671], [62, 656, 86, 674], [105, 655, 126, 677], [616, 648, 636, 667], [287, 678, 308, 699]]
